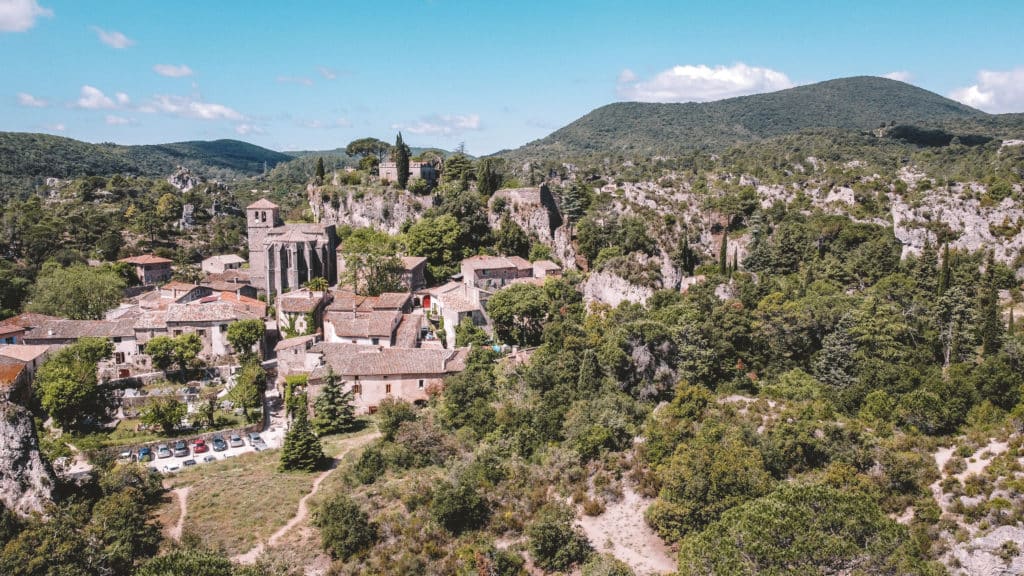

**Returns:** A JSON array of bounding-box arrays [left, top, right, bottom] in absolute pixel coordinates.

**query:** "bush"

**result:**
[[353, 443, 386, 484], [582, 553, 635, 576], [377, 397, 416, 441], [429, 481, 489, 534], [314, 494, 376, 560], [527, 502, 593, 571]]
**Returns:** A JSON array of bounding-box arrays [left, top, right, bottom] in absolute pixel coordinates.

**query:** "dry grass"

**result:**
[[161, 448, 319, 555]]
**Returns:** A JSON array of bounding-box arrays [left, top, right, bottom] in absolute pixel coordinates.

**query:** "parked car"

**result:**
[[157, 444, 172, 459], [211, 435, 227, 452], [193, 439, 209, 454], [202, 455, 217, 463], [247, 432, 267, 449], [138, 447, 153, 462], [173, 440, 189, 457], [228, 434, 244, 448], [182, 459, 197, 467], [117, 448, 134, 462]]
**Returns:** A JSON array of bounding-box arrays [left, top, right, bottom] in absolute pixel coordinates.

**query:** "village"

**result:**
[[0, 196, 562, 474]]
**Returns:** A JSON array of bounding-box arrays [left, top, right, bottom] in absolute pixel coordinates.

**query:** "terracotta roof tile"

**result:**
[[312, 343, 468, 378], [274, 334, 316, 351], [325, 310, 400, 339], [0, 362, 25, 388], [247, 198, 279, 210], [119, 254, 173, 265], [0, 345, 52, 363], [166, 302, 260, 324]]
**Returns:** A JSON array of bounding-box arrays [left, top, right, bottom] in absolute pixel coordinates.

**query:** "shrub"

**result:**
[[377, 397, 416, 441], [527, 502, 592, 571], [314, 494, 376, 560], [429, 481, 489, 534]]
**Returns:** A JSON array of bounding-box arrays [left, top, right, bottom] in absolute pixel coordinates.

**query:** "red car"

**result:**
[[193, 439, 209, 454]]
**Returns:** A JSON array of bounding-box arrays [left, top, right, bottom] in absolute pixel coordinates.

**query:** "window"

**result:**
[[371, 337, 379, 345], [138, 345, 145, 354], [385, 384, 392, 394], [352, 383, 362, 394], [418, 379, 425, 389], [114, 352, 125, 364], [113, 337, 122, 343], [173, 330, 182, 337], [219, 324, 227, 333]]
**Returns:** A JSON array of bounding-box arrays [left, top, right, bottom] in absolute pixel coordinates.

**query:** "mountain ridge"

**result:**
[[497, 76, 1024, 160]]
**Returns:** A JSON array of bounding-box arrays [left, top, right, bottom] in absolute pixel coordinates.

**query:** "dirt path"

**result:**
[[576, 486, 676, 575], [233, 432, 379, 565], [168, 486, 190, 541]]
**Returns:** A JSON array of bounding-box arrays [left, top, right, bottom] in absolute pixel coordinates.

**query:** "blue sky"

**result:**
[[2, 0, 1023, 154]]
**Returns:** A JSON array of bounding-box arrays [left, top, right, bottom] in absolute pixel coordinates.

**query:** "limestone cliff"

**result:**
[[0, 402, 55, 517]]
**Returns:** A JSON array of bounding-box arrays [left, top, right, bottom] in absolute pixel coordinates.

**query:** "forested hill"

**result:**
[[0, 132, 291, 181], [501, 76, 1021, 160]]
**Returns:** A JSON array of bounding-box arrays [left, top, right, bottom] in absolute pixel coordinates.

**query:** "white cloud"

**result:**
[[276, 75, 314, 86], [617, 68, 637, 83], [153, 64, 193, 78], [882, 71, 913, 83], [104, 114, 132, 125], [617, 62, 793, 102], [45, 122, 64, 132], [235, 123, 264, 136], [950, 68, 1024, 113], [17, 92, 47, 107], [115, 92, 129, 105], [91, 26, 133, 48], [0, 0, 52, 33], [76, 85, 116, 109], [317, 66, 337, 80], [393, 113, 481, 136], [145, 94, 245, 121]]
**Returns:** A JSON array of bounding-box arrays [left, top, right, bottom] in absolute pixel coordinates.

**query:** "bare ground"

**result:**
[[575, 486, 676, 575]]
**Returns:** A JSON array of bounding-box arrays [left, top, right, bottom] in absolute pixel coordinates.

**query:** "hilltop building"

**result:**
[[246, 199, 338, 296]]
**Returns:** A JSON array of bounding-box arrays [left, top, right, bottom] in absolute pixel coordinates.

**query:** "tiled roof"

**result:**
[[161, 281, 200, 292], [507, 256, 532, 270], [533, 259, 561, 271], [204, 269, 252, 284], [278, 289, 327, 313], [461, 255, 515, 272], [375, 292, 410, 310], [274, 334, 316, 351], [325, 309, 400, 339], [202, 254, 246, 266], [247, 198, 279, 210], [120, 254, 173, 265], [165, 302, 260, 324], [134, 310, 167, 330], [394, 314, 422, 349], [0, 324, 26, 337], [25, 318, 135, 340], [401, 256, 427, 269], [311, 344, 468, 378], [325, 291, 408, 313], [0, 313, 61, 329], [0, 344, 52, 363], [0, 362, 25, 389], [202, 281, 248, 293]]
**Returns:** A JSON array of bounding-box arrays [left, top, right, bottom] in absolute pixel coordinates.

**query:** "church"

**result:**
[[246, 199, 338, 297]]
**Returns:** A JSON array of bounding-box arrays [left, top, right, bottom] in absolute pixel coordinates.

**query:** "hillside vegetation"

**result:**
[[502, 76, 1024, 160]]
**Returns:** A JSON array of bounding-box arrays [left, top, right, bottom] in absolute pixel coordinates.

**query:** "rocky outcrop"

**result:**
[[0, 402, 55, 517], [309, 185, 432, 234], [167, 166, 201, 193], [584, 271, 654, 308], [489, 186, 578, 269], [891, 190, 1024, 262]]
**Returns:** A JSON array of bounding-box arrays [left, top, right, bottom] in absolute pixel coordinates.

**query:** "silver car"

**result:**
[[228, 434, 244, 448], [156, 444, 172, 459]]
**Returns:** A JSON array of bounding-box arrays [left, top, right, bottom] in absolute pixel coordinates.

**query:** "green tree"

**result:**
[[314, 157, 326, 184], [403, 214, 463, 284], [27, 262, 125, 320], [35, 337, 113, 430], [560, 181, 593, 224], [314, 493, 377, 560], [487, 283, 548, 346], [345, 137, 390, 163], [311, 369, 357, 436], [582, 554, 635, 576], [376, 396, 416, 441], [494, 213, 530, 258], [226, 319, 266, 358], [455, 316, 490, 347], [646, 425, 773, 542], [337, 228, 403, 295], [279, 405, 324, 472], [140, 396, 187, 435], [718, 232, 728, 275], [229, 360, 265, 419], [475, 157, 504, 196], [677, 483, 925, 576], [527, 502, 593, 572], [305, 276, 329, 292], [393, 132, 411, 189], [430, 480, 489, 534], [135, 546, 236, 576], [146, 333, 202, 373], [979, 251, 1004, 356], [85, 488, 161, 574]]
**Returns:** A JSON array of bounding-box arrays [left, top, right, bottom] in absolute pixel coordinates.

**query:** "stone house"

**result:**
[[401, 256, 428, 291], [201, 254, 247, 275], [460, 255, 533, 291], [425, 282, 487, 348], [20, 317, 143, 379], [322, 292, 413, 347], [274, 334, 320, 381], [307, 343, 468, 414], [0, 345, 53, 382], [202, 280, 258, 300], [276, 288, 330, 337], [0, 324, 25, 345], [0, 360, 30, 405], [378, 161, 438, 184], [163, 302, 263, 360], [119, 254, 173, 285]]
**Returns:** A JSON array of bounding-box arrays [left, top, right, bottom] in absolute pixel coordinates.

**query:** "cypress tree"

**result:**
[[719, 233, 728, 276], [315, 157, 326, 184], [938, 243, 951, 295], [916, 237, 938, 294], [312, 369, 357, 436], [979, 251, 1003, 356], [1008, 308, 1015, 336], [280, 402, 325, 472], [732, 248, 738, 273], [393, 132, 411, 190]]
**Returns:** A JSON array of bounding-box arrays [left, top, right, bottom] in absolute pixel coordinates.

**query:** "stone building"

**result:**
[[119, 254, 173, 285], [246, 199, 338, 296], [378, 161, 438, 183]]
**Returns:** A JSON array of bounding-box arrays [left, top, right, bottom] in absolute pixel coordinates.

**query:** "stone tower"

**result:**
[[246, 198, 280, 294]]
